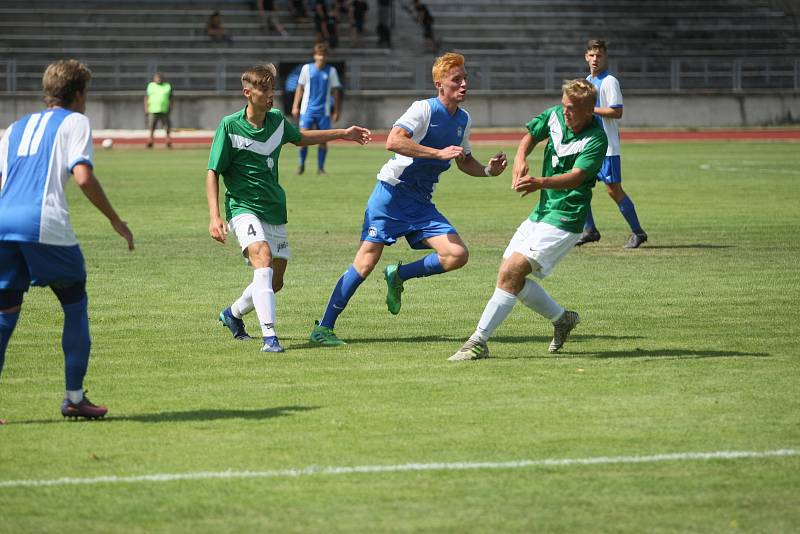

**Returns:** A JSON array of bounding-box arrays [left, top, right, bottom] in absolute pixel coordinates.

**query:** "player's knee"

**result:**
[[443, 248, 469, 271], [0, 289, 24, 313], [50, 280, 87, 306]]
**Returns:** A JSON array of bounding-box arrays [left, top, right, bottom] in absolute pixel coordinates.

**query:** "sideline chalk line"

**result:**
[[1, 448, 796, 489]]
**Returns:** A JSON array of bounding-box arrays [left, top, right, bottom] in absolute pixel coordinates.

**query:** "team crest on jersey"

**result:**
[[457, 126, 463, 138], [267, 156, 275, 169], [368, 226, 378, 237], [551, 154, 559, 168]]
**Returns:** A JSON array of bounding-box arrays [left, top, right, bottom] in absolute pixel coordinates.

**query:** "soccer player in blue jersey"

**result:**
[[0, 60, 134, 423], [309, 52, 508, 346], [576, 39, 647, 249], [291, 43, 342, 175]]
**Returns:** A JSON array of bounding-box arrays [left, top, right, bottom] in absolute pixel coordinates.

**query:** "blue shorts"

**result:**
[[360, 182, 457, 250], [299, 112, 331, 130], [596, 155, 622, 184], [0, 242, 86, 291]]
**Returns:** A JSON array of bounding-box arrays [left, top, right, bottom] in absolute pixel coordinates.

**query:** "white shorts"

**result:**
[[502, 219, 580, 279], [229, 213, 292, 261]]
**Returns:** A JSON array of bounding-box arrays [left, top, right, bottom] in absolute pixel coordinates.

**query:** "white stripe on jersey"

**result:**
[[228, 122, 284, 156], [548, 112, 591, 157]]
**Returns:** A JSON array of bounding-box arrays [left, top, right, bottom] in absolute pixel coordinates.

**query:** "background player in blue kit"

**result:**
[[291, 43, 342, 175], [309, 52, 508, 346], [0, 60, 134, 423], [576, 39, 648, 249]]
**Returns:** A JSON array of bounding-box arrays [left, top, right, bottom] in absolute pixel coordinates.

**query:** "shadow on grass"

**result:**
[[294, 333, 643, 348], [11, 405, 318, 425], [515, 348, 769, 360], [642, 244, 734, 249]]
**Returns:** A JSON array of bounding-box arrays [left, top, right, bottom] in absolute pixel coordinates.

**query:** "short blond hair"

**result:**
[[431, 52, 465, 83], [241, 63, 277, 90], [561, 79, 597, 108], [42, 59, 92, 107]]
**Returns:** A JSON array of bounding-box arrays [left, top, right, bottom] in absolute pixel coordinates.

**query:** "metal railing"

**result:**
[[2, 56, 798, 93]]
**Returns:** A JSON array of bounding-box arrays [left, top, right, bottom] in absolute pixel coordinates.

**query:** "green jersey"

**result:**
[[146, 82, 171, 114], [525, 105, 608, 233], [208, 107, 302, 224]]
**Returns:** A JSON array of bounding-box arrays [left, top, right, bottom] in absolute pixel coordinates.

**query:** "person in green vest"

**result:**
[[144, 73, 172, 148]]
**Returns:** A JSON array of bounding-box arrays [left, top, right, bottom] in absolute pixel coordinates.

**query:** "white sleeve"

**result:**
[[329, 66, 341, 89], [393, 100, 431, 138], [461, 112, 472, 155], [604, 76, 624, 108], [64, 114, 93, 171], [297, 64, 310, 88], [0, 126, 9, 182]]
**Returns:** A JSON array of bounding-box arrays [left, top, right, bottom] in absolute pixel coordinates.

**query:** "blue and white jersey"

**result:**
[[377, 97, 472, 203], [586, 70, 623, 156], [0, 108, 93, 245], [297, 63, 342, 116]]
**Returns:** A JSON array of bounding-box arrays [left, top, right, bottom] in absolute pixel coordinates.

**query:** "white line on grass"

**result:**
[[0, 449, 796, 489]]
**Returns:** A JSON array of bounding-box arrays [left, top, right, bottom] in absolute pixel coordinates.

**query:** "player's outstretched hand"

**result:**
[[437, 145, 464, 161], [487, 152, 508, 176], [112, 218, 135, 251], [512, 175, 542, 197], [344, 125, 372, 145], [209, 215, 227, 244]]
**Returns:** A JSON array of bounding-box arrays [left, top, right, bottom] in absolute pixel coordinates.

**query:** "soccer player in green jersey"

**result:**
[[206, 64, 370, 353], [450, 79, 608, 360]]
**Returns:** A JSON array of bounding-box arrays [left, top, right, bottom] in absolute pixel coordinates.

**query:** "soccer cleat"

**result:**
[[317, 169, 327, 175], [383, 262, 404, 315], [549, 310, 580, 353], [296, 165, 305, 175], [261, 335, 285, 353], [61, 394, 108, 420], [624, 231, 648, 249], [448, 338, 490, 361], [219, 307, 252, 340], [575, 228, 601, 246], [309, 321, 346, 346]]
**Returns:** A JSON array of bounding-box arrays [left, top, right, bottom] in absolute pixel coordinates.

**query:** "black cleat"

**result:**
[[624, 231, 648, 249], [575, 228, 601, 246]]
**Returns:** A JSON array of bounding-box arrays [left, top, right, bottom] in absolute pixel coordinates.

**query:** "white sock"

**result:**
[[473, 287, 517, 342], [66, 389, 84, 404], [516, 279, 564, 322], [252, 268, 277, 337], [231, 283, 254, 318]]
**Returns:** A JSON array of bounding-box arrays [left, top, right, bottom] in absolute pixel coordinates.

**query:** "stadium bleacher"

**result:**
[[0, 0, 797, 92]]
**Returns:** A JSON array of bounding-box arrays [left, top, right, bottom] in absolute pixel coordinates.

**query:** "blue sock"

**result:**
[[0, 311, 21, 377], [320, 266, 364, 329], [397, 253, 445, 281], [617, 195, 643, 233], [584, 205, 596, 231], [317, 147, 327, 170], [299, 146, 308, 167], [62, 297, 91, 391]]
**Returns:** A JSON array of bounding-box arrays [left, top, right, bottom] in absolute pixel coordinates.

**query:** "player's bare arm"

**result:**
[[513, 167, 588, 197], [294, 125, 371, 146], [205, 169, 227, 244], [331, 88, 342, 122], [455, 151, 508, 177], [291, 85, 303, 118], [385, 126, 462, 160], [593, 106, 623, 119], [72, 163, 134, 251], [512, 133, 537, 182]]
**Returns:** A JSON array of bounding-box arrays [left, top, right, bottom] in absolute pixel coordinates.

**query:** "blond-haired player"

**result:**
[[309, 52, 508, 346], [451, 79, 608, 360], [207, 63, 370, 353]]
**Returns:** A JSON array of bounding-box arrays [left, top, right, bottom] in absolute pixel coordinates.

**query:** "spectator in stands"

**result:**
[[145, 73, 173, 149], [291, 43, 343, 175], [350, 0, 368, 47], [206, 10, 234, 45], [377, 0, 393, 48], [412, 0, 435, 52], [576, 39, 648, 249], [255, 0, 289, 36], [312, 0, 332, 46], [287, 0, 308, 20]]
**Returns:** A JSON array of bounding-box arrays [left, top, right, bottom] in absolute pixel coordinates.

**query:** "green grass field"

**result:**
[[1, 140, 799, 533]]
